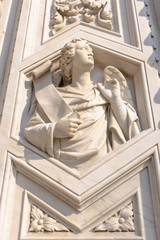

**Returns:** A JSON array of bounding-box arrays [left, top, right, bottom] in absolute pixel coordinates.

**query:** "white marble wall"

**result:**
[[0, 0, 160, 239]]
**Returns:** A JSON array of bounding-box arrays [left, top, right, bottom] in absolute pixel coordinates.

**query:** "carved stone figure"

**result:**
[[50, 0, 113, 36], [25, 39, 140, 169]]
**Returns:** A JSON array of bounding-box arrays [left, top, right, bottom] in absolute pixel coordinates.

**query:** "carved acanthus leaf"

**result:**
[[29, 205, 70, 232], [51, 0, 113, 36], [92, 203, 135, 232]]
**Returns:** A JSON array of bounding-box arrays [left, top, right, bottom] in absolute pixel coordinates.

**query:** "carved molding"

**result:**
[[144, 1, 160, 77], [50, 0, 113, 36], [92, 203, 135, 232], [29, 205, 70, 232], [0, 0, 2, 19]]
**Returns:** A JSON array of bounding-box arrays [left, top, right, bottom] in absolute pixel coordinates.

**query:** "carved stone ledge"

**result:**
[[92, 203, 135, 232], [29, 205, 70, 232]]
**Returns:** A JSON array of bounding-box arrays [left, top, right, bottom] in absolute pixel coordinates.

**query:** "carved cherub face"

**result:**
[[52, 12, 63, 25], [72, 40, 94, 71]]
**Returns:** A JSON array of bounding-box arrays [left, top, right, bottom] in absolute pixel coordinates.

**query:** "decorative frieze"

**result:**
[[50, 0, 113, 36]]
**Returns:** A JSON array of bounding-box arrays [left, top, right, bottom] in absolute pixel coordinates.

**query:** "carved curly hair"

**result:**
[[59, 38, 89, 83]]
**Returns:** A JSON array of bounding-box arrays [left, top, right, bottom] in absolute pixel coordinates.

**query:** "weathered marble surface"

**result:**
[[0, 1, 160, 240]]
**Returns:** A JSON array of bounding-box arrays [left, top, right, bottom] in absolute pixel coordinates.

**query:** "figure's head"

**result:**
[[52, 11, 63, 25], [59, 38, 94, 83]]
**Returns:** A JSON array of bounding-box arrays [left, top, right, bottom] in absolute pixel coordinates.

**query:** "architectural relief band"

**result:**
[[25, 38, 140, 169], [29, 203, 134, 233], [51, 0, 113, 36]]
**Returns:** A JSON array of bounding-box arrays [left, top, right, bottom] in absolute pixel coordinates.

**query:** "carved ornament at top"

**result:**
[[50, 0, 113, 36]]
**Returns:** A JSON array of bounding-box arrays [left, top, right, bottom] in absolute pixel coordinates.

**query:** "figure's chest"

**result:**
[[58, 88, 107, 120], [58, 87, 107, 109]]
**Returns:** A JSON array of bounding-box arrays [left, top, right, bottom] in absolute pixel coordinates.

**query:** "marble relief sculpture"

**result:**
[[50, 0, 113, 36], [92, 203, 135, 232], [25, 39, 140, 169], [29, 205, 69, 232]]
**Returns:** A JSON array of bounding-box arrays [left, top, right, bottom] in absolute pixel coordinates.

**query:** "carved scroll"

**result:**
[[50, 0, 113, 36], [29, 205, 70, 232], [92, 203, 135, 232]]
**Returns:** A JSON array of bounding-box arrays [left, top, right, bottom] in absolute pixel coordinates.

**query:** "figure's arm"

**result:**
[[25, 105, 56, 156], [98, 79, 139, 140], [25, 105, 82, 156], [109, 94, 139, 140]]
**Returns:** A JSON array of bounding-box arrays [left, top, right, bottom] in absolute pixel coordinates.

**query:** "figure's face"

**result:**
[[52, 12, 63, 24], [72, 41, 94, 71]]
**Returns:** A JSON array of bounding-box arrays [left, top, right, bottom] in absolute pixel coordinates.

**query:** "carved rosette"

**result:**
[[50, 0, 113, 36], [92, 203, 135, 232], [29, 205, 70, 232]]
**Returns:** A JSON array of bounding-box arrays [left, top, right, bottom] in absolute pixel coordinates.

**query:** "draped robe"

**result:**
[[25, 81, 139, 169]]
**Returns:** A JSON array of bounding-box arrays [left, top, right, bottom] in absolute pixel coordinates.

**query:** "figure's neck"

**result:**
[[71, 69, 93, 92]]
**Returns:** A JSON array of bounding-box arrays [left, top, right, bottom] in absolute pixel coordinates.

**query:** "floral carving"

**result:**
[[29, 205, 70, 232], [50, 0, 113, 36], [92, 203, 135, 232]]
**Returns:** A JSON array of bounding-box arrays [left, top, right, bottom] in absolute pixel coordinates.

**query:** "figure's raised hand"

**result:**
[[54, 117, 82, 138], [97, 78, 121, 103]]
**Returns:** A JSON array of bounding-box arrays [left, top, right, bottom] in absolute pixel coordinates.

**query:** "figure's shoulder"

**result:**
[[56, 85, 77, 98], [56, 85, 73, 93], [93, 84, 109, 104]]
